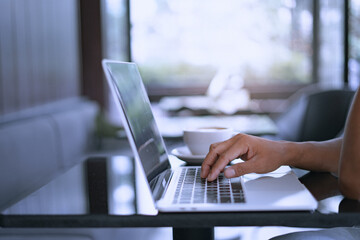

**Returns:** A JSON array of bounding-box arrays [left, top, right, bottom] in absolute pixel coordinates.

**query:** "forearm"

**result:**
[[283, 138, 342, 174], [339, 88, 360, 200]]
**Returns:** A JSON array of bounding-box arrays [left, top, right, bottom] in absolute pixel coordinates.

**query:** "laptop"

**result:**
[[102, 59, 318, 212]]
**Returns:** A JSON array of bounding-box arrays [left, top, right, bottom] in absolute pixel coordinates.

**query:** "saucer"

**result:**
[[171, 146, 206, 165]]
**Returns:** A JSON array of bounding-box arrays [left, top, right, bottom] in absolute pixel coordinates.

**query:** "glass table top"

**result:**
[[1, 156, 360, 228]]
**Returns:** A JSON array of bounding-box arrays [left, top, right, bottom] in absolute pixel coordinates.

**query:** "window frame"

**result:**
[[117, 0, 350, 100]]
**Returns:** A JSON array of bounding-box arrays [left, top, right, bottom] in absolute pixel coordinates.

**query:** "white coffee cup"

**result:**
[[183, 127, 233, 156]]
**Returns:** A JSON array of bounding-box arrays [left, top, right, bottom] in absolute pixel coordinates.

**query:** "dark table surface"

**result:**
[[1, 154, 360, 230]]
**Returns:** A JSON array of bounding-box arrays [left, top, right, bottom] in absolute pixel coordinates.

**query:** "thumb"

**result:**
[[224, 161, 256, 178]]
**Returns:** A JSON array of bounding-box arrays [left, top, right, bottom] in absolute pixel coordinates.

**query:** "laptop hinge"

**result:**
[[149, 168, 173, 201]]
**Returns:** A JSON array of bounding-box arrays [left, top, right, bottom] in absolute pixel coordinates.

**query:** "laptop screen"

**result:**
[[103, 61, 170, 181]]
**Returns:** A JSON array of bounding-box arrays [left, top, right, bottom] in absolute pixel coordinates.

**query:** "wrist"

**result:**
[[279, 141, 302, 167]]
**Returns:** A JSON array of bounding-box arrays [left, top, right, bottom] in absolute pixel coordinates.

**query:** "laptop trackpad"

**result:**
[[244, 171, 304, 191], [243, 171, 314, 208]]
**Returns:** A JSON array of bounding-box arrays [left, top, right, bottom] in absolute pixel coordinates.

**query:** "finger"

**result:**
[[207, 136, 249, 181], [207, 156, 231, 181], [224, 160, 257, 178], [200, 143, 220, 178], [201, 139, 234, 178]]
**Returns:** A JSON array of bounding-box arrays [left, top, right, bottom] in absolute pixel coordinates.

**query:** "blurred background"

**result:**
[[1, 0, 360, 120], [1, 1, 360, 239]]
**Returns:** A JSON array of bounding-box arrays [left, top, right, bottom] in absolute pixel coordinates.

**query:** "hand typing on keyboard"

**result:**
[[200, 133, 343, 186], [201, 134, 287, 182]]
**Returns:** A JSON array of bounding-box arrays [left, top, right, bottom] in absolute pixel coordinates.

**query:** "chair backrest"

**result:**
[[0, 98, 99, 212], [275, 88, 355, 142]]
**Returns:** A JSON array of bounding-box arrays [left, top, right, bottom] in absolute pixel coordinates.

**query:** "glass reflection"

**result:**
[[4, 157, 360, 217], [107, 156, 136, 215]]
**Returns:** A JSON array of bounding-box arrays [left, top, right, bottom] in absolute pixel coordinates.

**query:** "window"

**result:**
[[101, 0, 129, 61], [130, 0, 314, 93], [102, 0, 349, 98], [349, 0, 360, 89], [318, 0, 344, 88]]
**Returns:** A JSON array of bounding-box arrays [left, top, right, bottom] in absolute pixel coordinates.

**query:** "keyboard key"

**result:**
[[172, 168, 246, 205]]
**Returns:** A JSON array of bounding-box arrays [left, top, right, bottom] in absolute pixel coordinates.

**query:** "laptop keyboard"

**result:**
[[172, 167, 245, 204]]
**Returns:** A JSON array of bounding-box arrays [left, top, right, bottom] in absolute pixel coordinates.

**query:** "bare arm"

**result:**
[[201, 88, 360, 200], [288, 138, 342, 174], [339, 88, 360, 200], [201, 134, 342, 181]]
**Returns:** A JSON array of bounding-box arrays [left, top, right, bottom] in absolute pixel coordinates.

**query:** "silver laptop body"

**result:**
[[102, 60, 318, 212]]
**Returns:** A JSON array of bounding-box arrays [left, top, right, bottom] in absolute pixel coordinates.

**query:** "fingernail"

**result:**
[[200, 169, 205, 178], [208, 173, 214, 181], [225, 168, 236, 178]]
